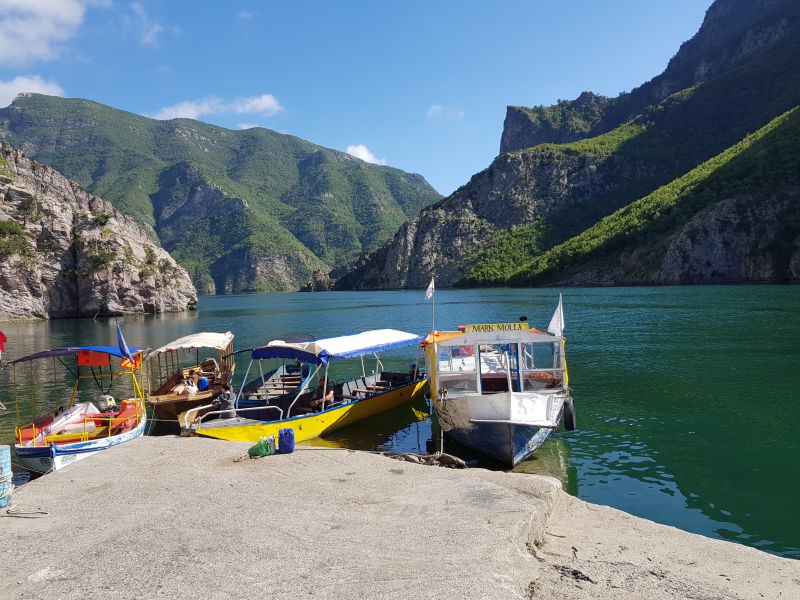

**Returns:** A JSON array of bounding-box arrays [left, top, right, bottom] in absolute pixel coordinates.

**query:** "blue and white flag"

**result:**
[[117, 322, 133, 362]]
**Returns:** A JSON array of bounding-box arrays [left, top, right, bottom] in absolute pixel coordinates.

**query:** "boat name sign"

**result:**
[[463, 323, 527, 334]]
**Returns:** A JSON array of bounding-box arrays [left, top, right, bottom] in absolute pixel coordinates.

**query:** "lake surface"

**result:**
[[1, 286, 798, 558]]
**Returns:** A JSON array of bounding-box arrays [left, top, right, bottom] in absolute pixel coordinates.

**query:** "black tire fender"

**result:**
[[563, 396, 576, 431]]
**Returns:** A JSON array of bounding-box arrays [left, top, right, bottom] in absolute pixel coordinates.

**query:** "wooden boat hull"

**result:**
[[193, 379, 428, 444], [15, 410, 147, 474]]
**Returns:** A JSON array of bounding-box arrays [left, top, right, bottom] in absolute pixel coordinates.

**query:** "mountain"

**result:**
[[335, 0, 800, 290], [0, 142, 196, 320], [0, 95, 441, 293]]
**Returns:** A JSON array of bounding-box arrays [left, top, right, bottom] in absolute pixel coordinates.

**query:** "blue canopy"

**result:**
[[9, 345, 143, 365], [251, 329, 422, 365]]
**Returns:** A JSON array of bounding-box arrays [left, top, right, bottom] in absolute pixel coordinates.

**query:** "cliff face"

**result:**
[[335, 147, 657, 289], [0, 143, 197, 321], [337, 0, 800, 290], [500, 0, 800, 154], [556, 192, 800, 285]]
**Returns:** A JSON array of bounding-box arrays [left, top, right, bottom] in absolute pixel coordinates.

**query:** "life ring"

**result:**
[[530, 371, 554, 381]]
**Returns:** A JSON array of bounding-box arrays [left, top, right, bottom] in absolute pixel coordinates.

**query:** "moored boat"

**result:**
[[185, 329, 428, 444], [10, 330, 147, 474], [423, 296, 575, 466], [144, 332, 235, 430]]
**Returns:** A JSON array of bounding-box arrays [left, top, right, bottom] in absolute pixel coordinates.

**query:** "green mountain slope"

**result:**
[[0, 94, 440, 292], [508, 107, 800, 285], [459, 0, 800, 286], [334, 0, 800, 291]]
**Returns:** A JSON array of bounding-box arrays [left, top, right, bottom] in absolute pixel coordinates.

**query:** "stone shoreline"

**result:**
[[1, 436, 798, 599]]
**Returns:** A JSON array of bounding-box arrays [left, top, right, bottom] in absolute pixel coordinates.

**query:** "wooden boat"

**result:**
[[10, 334, 147, 474], [144, 332, 235, 429], [185, 329, 428, 444], [423, 297, 575, 466]]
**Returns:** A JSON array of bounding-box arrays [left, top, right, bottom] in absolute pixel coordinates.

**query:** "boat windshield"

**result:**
[[437, 340, 564, 394]]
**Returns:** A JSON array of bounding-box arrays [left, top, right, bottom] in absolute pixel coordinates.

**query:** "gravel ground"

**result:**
[[1, 436, 798, 600]]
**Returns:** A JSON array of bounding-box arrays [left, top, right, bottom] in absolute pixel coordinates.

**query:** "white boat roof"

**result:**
[[252, 329, 422, 365], [148, 332, 234, 356]]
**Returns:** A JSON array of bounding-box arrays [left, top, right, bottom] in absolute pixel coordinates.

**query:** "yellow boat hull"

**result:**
[[194, 379, 429, 444]]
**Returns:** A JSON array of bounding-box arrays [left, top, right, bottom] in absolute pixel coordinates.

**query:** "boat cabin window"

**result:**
[[437, 346, 480, 393], [521, 342, 563, 390], [475, 344, 518, 393]]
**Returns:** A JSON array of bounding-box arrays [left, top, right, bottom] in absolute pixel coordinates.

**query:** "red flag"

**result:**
[[0, 330, 6, 353]]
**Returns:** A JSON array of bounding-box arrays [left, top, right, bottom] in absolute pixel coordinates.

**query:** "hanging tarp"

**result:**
[[9, 345, 143, 365], [252, 329, 423, 365]]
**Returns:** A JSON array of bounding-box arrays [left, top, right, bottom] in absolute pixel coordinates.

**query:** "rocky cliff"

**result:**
[[0, 143, 197, 320], [501, 0, 800, 154], [337, 0, 800, 290]]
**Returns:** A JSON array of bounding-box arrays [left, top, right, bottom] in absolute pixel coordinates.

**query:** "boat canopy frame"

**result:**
[[232, 329, 423, 419]]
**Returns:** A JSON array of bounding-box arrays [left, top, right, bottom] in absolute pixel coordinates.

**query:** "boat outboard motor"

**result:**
[[98, 394, 116, 412]]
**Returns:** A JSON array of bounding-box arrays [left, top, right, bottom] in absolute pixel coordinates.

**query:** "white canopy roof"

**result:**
[[252, 329, 422, 365], [147, 332, 234, 357]]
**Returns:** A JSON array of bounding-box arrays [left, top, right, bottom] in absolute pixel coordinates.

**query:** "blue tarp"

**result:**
[[9, 345, 143, 365]]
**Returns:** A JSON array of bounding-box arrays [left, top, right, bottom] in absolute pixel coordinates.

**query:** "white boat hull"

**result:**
[[434, 390, 566, 465], [15, 412, 147, 475]]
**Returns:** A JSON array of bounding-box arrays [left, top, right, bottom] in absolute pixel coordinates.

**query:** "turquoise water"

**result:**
[[0, 286, 798, 558]]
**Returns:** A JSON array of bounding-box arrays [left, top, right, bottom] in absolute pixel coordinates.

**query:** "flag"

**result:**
[[547, 294, 564, 337], [116, 322, 133, 362], [425, 278, 435, 300], [0, 330, 6, 353]]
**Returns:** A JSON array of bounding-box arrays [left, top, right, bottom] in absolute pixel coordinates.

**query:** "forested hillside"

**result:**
[[0, 94, 440, 292]]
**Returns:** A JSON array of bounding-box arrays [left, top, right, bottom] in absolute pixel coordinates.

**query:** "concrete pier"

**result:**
[[1, 436, 798, 599]]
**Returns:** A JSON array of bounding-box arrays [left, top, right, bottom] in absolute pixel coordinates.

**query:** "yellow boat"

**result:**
[[186, 329, 428, 444]]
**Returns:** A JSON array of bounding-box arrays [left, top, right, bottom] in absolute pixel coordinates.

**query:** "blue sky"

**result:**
[[0, 1, 713, 195]]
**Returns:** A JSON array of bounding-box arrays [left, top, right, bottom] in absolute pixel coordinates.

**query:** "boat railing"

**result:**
[[195, 404, 284, 425], [16, 400, 145, 446]]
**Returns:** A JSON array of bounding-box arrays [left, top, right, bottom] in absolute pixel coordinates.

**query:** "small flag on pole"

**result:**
[[425, 278, 435, 300], [116, 322, 133, 362], [547, 294, 564, 337]]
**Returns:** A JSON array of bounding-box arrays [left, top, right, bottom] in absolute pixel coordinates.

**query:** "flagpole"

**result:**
[[432, 286, 436, 333]]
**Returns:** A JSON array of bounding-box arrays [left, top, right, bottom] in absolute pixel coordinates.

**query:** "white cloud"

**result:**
[[0, 75, 65, 107], [153, 93, 284, 120], [230, 93, 282, 115], [235, 123, 259, 130], [130, 2, 165, 47], [427, 104, 464, 120], [153, 98, 220, 120], [235, 10, 255, 19], [0, 0, 109, 66], [346, 144, 387, 166]]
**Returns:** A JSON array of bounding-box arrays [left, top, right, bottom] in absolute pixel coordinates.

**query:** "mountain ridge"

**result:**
[[0, 94, 441, 292], [335, 0, 800, 290]]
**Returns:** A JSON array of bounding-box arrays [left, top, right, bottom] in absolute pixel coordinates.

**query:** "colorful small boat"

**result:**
[[423, 296, 576, 466], [10, 330, 147, 474], [186, 329, 428, 444], [144, 332, 235, 430]]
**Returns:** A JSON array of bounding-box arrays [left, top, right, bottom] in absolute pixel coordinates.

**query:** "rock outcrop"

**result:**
[[336, 0, 800, 290], [0, 142, 197, 320], [557, 191, 800, 285], [500, 0, 800, 154]]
